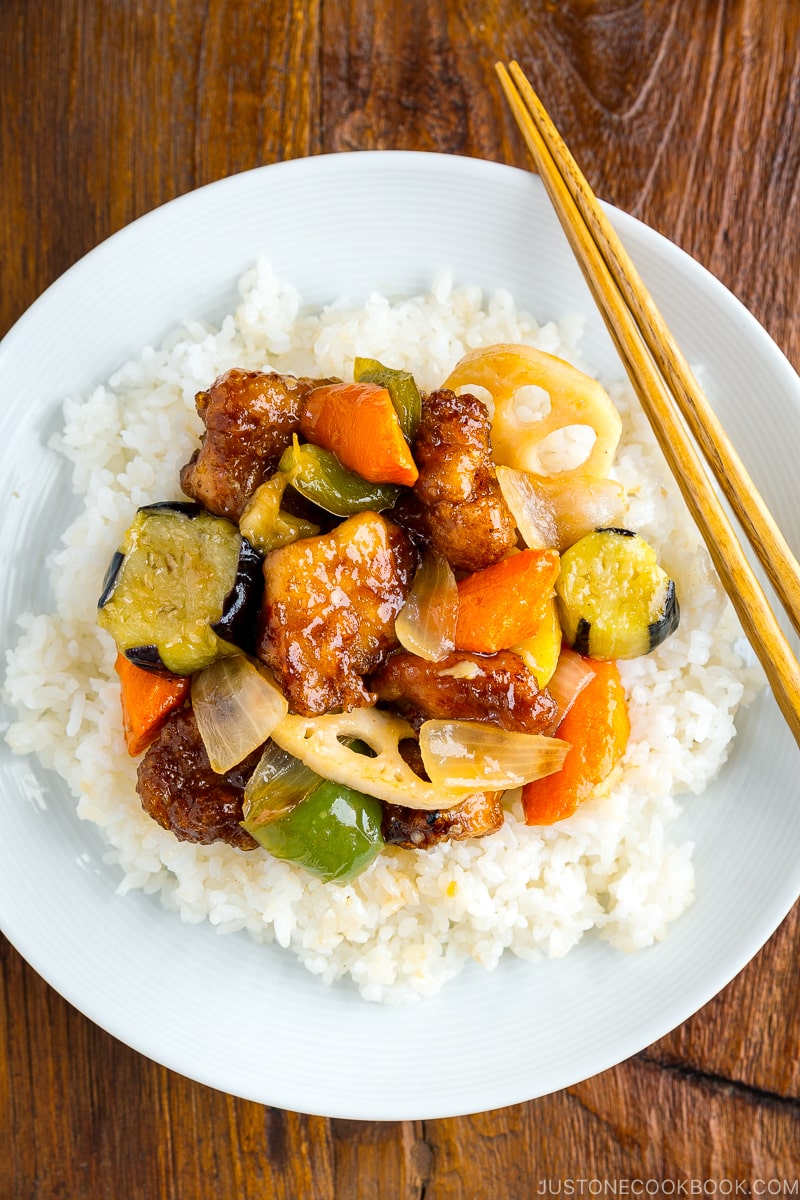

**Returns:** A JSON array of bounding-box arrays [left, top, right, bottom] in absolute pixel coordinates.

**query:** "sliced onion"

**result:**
[[192, 655, 289, 774], [395, 551, 458, 661], [497, 465, 625, 552], [242, 741, 320, 827], [419, 719, 569, 790], [547, 647, 596, 724], [496, 465, 557, 548], [537, 475, 626, 551]]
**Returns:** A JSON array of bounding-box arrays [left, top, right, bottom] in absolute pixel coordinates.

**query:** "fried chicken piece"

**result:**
[[373, 649, 556, 849], [370, 649, 558, 734], [382, 791, 505, 849], [399, 388, 516, 572], [378, 737, 505, 848], [257, 511, 416, 716], [136, 707, 259, 850], [180, 368, 330, 522]]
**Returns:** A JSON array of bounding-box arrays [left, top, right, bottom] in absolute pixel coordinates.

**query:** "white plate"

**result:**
[[1, 151, 799, 1120]]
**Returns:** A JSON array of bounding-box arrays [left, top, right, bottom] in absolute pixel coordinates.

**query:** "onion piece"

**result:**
[[546, 647, 597, 724], [496, 464, 558, 548], [395, 551, 458, 661], [419, 719, 569, 790], [537, 475, 626, 552], [242, 742, 320, 827], [497, 464, 626, 553], [192, 655, 289, 774]]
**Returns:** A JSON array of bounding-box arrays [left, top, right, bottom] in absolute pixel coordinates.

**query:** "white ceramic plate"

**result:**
[[1, 151, 799, 1120]]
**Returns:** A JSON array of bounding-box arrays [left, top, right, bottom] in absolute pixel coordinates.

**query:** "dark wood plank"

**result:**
[[498, 0, 800, 359], [0, 0, 323, 337], [424, 1055, 800, 1189], [331, 1119, 430, 1199], [650, 905, 800, 1099]]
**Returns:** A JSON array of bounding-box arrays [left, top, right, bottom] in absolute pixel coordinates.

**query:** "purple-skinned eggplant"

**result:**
[[98, 501, 263, 674]]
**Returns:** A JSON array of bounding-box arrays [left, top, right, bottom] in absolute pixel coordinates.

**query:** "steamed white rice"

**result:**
[[3, 260, 763, 1003]]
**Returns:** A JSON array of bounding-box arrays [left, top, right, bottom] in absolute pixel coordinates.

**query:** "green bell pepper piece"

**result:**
[[279, 437, 402, 517], [245, 776, 385, 884], [353, 356, 422, 441]]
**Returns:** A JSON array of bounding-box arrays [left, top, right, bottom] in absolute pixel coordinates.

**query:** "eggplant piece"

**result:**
[[98, 550, 125, 609], [141, 500, 203, 517], [98, 502, 204, 610], [555, 527, 679, 660], [98, 502, 263, 674], [211, 535, 264, 655], [123, 644, 167, 672]]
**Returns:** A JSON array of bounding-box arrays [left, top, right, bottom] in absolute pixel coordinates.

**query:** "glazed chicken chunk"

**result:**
[[370, 648, 558, 734], [180, 368, 327, 521], [382, 791, 505, 849], [372, 649, 557, 850], [136, 707, 259, 850], [257, 511, 415, 716], [399, 387, 517, 572], [381, 736, 505, 849]]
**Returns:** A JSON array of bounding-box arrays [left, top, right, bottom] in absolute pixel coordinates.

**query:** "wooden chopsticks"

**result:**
[[496, 60, 800, 747]]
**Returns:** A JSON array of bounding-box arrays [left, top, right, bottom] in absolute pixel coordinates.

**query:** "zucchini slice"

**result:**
[[555, 527, 679, 660], [98, 502, 263, 674]]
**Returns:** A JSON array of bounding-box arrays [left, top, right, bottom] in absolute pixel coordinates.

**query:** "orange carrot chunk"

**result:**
[[454, 549, 561, 654], [299, 381, 419, 487], [521, 659, 629, 825], [114, 653, 191, 756]]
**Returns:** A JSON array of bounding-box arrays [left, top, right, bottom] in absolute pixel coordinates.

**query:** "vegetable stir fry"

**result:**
[[98, 345, 680, 883]]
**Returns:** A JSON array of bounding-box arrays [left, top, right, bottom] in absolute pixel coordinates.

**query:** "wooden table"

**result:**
[[2, 1, 799, 1192]]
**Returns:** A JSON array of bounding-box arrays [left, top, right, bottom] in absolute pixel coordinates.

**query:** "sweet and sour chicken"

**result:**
[[99, 346, 657, 882]]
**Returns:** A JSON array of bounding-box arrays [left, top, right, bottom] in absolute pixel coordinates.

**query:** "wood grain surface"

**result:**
[[2, 0, 799, 1193]]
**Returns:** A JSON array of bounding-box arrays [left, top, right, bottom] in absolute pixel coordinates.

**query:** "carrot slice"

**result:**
[[454, 549, 561, 654], [114, 653, 191, 756], [300, 382, 419, 487], [521, 659, 629, 825]]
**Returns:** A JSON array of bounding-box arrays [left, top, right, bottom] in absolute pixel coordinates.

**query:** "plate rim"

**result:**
[[2, 149, 799, 1119]]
